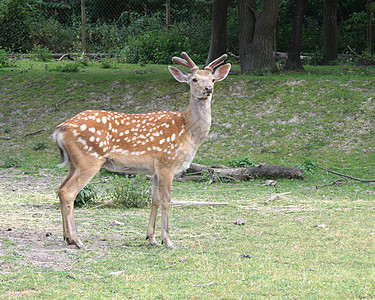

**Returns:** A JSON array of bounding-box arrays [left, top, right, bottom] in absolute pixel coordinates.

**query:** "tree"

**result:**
[[206, 0, 231, 65], [322, 0, 338, 64], [238, 0, 280, 73], [283, 0, 308, 71]]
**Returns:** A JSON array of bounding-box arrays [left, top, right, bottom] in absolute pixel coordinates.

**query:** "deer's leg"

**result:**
[[158, 170, 174, 248], [146, 174, 161, 246], [58, 159, 101, 248]]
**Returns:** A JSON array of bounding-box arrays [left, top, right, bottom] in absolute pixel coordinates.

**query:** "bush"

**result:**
[[122, 29, 188, 64], [0, 0, 32, 51], [107, 175, 151, 209], [0, 49, 16, 68], [29, 45, 51, 61], [55, 61, 81, 73], [30, 17, 78, 53], [228, 157, 255, 168], [75, 185, 98, 207]]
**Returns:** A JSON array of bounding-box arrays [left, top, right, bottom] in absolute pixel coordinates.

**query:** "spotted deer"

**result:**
[[53, 52, 231, 248]]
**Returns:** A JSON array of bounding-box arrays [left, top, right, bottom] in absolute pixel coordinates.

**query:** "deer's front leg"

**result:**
[[146, 174, 161, 246], [159, 172, 174, 249]]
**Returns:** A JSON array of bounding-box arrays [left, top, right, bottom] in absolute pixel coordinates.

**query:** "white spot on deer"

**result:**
[[139, 134, 146, 139], [80, 124, 87, 131], [171, 133, 176, 141], [125, 130, 129, 134], [153, 132, 160, 137], [99, 141, 104, 147], [108, 123, 112, 130], [89, 115, 95, 120], [167, 137, 170, 143], [147, 147, 152, 151], [77, 137, 87, 146], [97, 131, 102, 135], [160, 138, 165, 144], [179, 128, 185, 136], [89, 136, 95, 142], [89, 127, 95, 133], [150, 136, 155, 141], [160, 130, 164, 135], [96, 137, 100, 142], [96, 118, 101, 123]]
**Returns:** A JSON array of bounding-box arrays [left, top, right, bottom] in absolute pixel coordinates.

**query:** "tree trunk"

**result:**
[[283, 0, 307, 72], [238, 0, 280, 73], [206, 0, 231, 65], [238, 0, 256, 74], [322, 0, 338, 64]]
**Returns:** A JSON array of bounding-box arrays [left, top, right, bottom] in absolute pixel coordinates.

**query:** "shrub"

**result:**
[[122, 29, 188, 64], [29, 45, 51, 62], [55, 61, 81, 73], [0, 0, 32, 51], [228, 157, 255, 168], [0, 49, 16, 68], [107, 175, 151, 209], [75, 185, 98, 207]]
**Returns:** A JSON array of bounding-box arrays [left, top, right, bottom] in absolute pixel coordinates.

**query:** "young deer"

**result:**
[[54, 52, 231, 248]]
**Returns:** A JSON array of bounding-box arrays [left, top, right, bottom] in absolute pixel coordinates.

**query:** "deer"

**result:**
[[53, 52, 231, 248]]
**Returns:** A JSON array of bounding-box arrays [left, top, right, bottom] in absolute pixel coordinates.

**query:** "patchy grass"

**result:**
[[0, 60, 374, 298], [0, 178, 374, 298]]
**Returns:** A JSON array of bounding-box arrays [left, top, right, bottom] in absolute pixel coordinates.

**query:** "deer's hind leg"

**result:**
[[58, 156, 102, 248]]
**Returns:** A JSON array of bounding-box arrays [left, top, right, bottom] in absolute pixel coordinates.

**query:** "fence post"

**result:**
[[166, 0, 171, 30], [81, 0, 87, 52]]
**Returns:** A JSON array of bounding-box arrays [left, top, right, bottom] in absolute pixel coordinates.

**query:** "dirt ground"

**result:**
[[0, 168, 91, 272]]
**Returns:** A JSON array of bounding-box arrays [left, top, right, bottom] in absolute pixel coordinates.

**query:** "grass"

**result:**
[[0, 59, 374, 298]]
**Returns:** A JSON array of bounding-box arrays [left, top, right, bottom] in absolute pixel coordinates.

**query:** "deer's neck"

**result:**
[[183, 95, 212, 146]]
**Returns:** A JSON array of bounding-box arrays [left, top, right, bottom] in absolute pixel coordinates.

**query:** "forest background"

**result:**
[[0, 0, 373, 72]]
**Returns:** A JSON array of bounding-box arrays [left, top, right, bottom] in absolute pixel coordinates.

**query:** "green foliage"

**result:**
[[107, 175, 151, 208], [30, 17, 78, 53], [0, 0, 32, 51], [55, 61, 81, 73], [29, 45, 51, 62], [100, 58, 116, 69], [86, 23, 128, 52], [122, 29, 188, 64], [1, 156, 22, 168], [75, 185, 98, 207], [228, 157, 255, 168], [32, 141, 48, 151], [0, 49, 16, 68]]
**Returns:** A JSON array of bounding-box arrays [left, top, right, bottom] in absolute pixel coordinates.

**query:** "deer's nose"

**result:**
[[205, 86, 213, 93]]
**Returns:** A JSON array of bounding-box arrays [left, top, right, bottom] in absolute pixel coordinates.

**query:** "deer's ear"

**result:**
[[168, 66, 190, 83], [213, 63, 231, 82]]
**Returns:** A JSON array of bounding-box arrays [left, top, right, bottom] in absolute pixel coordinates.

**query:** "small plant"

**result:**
[[32, 142, 48, 151], [2, 156, 22, 168], [0, 49, 16, 68], [29, 45, 51, 62], [75, 185, 98, 207], [101, 58, 116, 69], [55, 61, 80, 73], [3, 125, 11, 133], [228, 157, 255, 168], [107, 175, 151, 208], [298, 160, 316, 174]]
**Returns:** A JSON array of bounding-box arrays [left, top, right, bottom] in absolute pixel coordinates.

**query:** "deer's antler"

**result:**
[[204, 54, 228, 72], [172, 52, 199, 72]]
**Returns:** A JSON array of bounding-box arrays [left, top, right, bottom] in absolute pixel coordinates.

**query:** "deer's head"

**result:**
[[168, 52, 231, 100]]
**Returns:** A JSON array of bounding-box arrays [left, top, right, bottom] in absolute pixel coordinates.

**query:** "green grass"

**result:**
[[0, 60, 374, 298]]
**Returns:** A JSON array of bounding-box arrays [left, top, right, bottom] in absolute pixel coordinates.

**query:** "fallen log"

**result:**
[[174, 163, 305, 182]]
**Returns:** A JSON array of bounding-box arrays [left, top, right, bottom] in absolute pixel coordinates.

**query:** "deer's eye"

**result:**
[[212, 79, 215, 83], [192, 78, 197, 83]]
